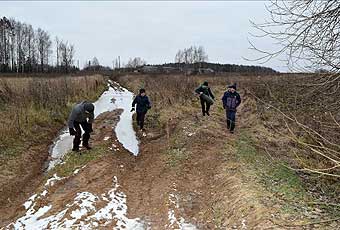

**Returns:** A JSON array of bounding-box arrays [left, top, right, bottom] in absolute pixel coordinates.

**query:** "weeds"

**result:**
[[0, 75, 106, 158], [49, 144, 109, 178], [166, 148, 189, 167], [236, 132, 308, 202]]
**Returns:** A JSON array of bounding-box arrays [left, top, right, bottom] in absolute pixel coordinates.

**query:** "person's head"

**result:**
[[84, 102, 94, 114], [139, 88, 146, 96], [228, 84, 237, 93], [203, 81, 209, 86]]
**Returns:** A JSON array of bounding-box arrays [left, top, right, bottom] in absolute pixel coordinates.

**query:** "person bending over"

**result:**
[[68, 101, 95, 152]]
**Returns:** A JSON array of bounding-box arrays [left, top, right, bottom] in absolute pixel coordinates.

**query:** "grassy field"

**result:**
[[0, 74, 107, 208], [115, 73, 339, 226], [1, 72, 338, 228]]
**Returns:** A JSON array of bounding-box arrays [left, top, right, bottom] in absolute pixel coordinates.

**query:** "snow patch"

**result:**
[[7, 176, 145, 229], [166, 184, 197, 229], [48, 82, 139, 170], [45, 174, 64, 187]]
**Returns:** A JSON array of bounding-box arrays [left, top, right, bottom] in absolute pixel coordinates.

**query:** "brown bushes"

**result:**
[[246, 74, 340, 179], [0, 75, 106, 155]]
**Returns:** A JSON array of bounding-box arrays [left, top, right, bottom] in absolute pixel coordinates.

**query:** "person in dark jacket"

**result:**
[[222, 84, 241, 133], [131, 88, 151, 132], [195, 81, 215, 116], [68, 101, 95, 151]]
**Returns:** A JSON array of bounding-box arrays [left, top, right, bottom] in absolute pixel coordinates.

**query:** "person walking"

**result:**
[[195, 81, 215, 116], [131, 88, 151, 134], [68, 101, 95, 152], [222, 84, 241, 133]]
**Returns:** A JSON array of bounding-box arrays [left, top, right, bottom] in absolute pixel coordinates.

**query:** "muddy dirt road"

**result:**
[[4, 78, 332, 229], [1, 82, 277, 229]]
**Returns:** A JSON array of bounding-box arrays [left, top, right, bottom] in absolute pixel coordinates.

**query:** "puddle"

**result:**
[[47, 82, 139, 170]]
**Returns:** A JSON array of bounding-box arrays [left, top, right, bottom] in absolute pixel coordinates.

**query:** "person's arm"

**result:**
[[195, 85, 202, 94], [88, 112, 94, 124], [146, 96, 152, 109], [131, 96, 137, 112], [236, 93, 241, 107], [221, 92, 227, 109], [208, 88, 215, 99], [68, 108, 78, 135], [68, 108, 77, 129]]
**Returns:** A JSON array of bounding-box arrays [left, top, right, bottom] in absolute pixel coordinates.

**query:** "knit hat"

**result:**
[[84, 102, 94, 113], [139, 88, 146, 94], [228, 83, 237, 90]]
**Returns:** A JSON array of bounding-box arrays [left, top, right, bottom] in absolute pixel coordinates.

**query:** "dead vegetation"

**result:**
[[115, 73, 339, 228], [243, 74, 340, 226], [0, 74, 106, 217], [0, 75, 106, 153]]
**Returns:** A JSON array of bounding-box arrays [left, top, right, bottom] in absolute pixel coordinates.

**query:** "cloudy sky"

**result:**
[[0, 1, 286, 71]]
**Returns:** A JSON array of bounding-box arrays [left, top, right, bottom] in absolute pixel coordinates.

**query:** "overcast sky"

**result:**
[[0, 1, 287, 71]]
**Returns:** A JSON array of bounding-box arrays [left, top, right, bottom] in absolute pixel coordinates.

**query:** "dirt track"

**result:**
[[1, 90, 281, 229]]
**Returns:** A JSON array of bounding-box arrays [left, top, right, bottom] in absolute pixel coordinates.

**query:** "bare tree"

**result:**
[[175, 45, 208, 64], [36, 28, 52, 72], [125, 57, 147, 68], [55, 36, 60, 69], [249, 1, 340, 177], [59, 41, 74, 73], [0, 16, 76, 73], [250, 1, 340, 74], [92, 57, 99, 66], [0, 17, 14, 72]]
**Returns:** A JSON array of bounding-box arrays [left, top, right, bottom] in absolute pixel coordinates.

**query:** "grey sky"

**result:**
[[0, 1, 286, 71]]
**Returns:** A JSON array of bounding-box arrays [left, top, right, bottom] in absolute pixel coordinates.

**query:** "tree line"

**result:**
[[0, 16, 77, 73], [151, 62, 277, 74], [175, 45, 208, 64]]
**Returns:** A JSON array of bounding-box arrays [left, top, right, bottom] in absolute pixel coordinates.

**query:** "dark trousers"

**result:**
[[73, 121, 91, 149], [200, 98, 210, 115], [136, 112, 146, 130], [226, 110, 236, 131]]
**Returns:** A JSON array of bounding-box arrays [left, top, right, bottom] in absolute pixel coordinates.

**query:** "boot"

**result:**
[[83, 144, 92, 150], [72, 147, 79, 152]]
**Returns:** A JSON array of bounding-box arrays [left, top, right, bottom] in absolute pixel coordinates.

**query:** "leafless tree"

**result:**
[[36, 28, 52, 72], [175, 45, 208, 64], [125, 57, 147, 68], [249, 1, 340, 177], [0, 16, 76, 73], [0, 17, 14, 72], [59, 41, 75, 73], [92, 57, 99, 66], [55, 36, 60, 69], [250, 0, 340, 74]]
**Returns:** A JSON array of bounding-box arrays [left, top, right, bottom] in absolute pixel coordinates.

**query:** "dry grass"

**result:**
[[115, 73, 339, 218], [0, 75, 107, 156]]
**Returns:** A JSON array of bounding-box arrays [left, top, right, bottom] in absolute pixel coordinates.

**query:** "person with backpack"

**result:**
[[131, 88, 151, 133], [68, 101, 95, 152], [222, 84, 241, 133], [195, 81, 215, 116]]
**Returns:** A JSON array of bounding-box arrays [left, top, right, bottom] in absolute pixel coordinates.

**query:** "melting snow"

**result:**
[[6, 176, 145, 230], [166, 184, 197, 230], [48, 81, 139, 170], [45, 174, 64, 187]]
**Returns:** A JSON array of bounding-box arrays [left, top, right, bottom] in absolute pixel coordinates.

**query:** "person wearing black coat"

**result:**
[[195, 81, 215, 116], [131, 88, 151, 131], [221, 84, 241, 133]]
